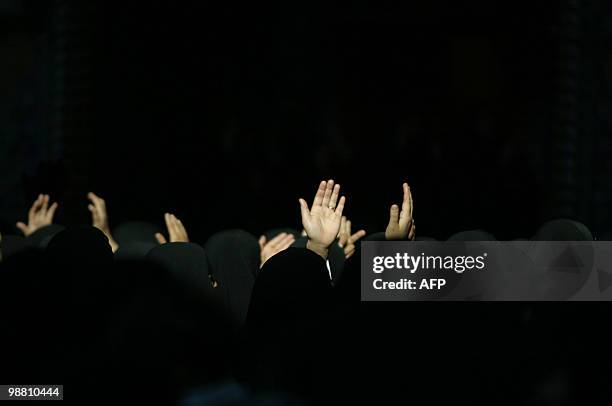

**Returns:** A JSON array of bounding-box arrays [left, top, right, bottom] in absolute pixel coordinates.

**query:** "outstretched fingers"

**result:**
[[321, 179, 334, 208], [46, 202, 58, 223], [28, 195, 43, 221], [329, 183, 340, 209], [312, 181, 327, 208], [334, 195, 346, 216]]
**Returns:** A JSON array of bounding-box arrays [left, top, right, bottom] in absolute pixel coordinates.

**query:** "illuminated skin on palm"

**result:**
[[17, 194, 58, 237], [299, 179, 346, 259], [87, 192, 119, 252], [155, 213, 189, 244]]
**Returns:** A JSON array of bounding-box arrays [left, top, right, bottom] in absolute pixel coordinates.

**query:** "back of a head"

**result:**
[[531, 219, 593, 241], [103, 255, 231, 403], [43, 226, 114, 317], [205, 229, 260, 325], [45, 226, 114, 268], [113, 221, 161, 246], [245, 248, 334, 400], [247, 247, 332, 328], [447, 229, 497, 241], [145, 242, 223, 309]]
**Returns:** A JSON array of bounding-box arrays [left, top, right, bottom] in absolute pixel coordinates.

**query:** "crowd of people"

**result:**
[[0, 179, 601, 404]]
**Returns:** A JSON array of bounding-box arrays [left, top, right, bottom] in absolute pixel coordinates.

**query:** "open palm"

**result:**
[[17, 194, 58, 237], [299, 180, 346, 248]]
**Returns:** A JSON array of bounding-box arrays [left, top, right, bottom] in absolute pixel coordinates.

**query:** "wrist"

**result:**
[[307, 239, 329, 259]]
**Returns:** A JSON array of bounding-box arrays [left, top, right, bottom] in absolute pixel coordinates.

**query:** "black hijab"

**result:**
[[35, 227, 115, 392], [104, 247, 231, 404], [113, 221, 162, 260], [146, 242, 223, 308], [245, 248, 334, 400], [113, 221, 161, 245], [531, 219, 593, 241], [44, 226, 114, 307], [247, 247, 333, 328], [205, 229, 259, 325], [447, 229, 497, 241]]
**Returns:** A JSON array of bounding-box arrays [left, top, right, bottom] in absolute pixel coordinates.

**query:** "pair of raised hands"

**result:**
[[87, 193, 189, 251], [16, 193, 189, 252], [298, 180, 414, 259]]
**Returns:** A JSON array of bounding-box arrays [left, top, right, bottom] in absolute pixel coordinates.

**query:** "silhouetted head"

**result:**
[[531, 219, 593, 241], [146, 242, 223, 308], [447, 229, 497, 241], [247, 247, 333, 329], [205, 229, 259, 325]]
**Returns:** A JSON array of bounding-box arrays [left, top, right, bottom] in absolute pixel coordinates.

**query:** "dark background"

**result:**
[[2, 0, 612, 242]]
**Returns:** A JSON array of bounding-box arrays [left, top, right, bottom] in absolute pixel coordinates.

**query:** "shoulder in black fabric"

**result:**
[[0, 234, 30, 259], [291, 236, 345, 283], [26, 224, 66, 250]]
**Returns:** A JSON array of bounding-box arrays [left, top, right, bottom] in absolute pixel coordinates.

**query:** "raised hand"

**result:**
[[87, 192, 119, 252], [385, 183, 415, 240], [338, 216, 366, 259], [155, 213, 189, 244], [258, 232, 295, 267], [299, 180, 346, 259], [16, 194, 59, 237]]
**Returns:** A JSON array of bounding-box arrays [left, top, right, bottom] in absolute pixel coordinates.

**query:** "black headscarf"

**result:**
[[247, 247, 332, 328], [531, 219, 593, 241], [113, 221, 161, 245], [205, 229, 259, 325], [245, 248, 334, 400], [113, 221, 162, 261], [146, 242, 223, 308], [31, 227, 115, 393], [104, 249, 232, 404], [447, 229, 497, 241], [44, 226, 114, 308]]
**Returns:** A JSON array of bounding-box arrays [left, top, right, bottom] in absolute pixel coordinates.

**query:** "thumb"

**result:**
[[258, 235, 266, 250], [16, 222, 28, 236], [298, 198, 310, 222], [154, 233, 167, 245]]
